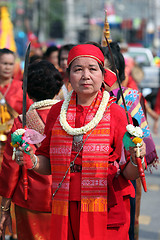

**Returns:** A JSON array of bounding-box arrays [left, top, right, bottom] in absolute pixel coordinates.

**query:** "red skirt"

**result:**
[[67, 198, 130, 240], [15, 205, 51, 240], [154, 88, 160, 115]]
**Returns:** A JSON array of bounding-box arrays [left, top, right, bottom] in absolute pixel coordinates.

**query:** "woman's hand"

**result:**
[[14, 146, 51, 175], [15, 145, 35, 167], [123, 140, 146, 180], [0, 209, 12, 240], [129, 140, 146, 162]]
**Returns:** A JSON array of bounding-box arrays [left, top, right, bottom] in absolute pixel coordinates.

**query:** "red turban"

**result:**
[[67, 44, 104, 66], [67, 44, 117, 87]]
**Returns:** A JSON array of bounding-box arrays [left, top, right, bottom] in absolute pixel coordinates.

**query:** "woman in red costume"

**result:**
[[13, 44, 145, 240], [0, 60, 63, 240], [0, 48, 33, 115], [0, 48, 33, 240], [153, 88, 160, 134], [103, 41, 158, 240]]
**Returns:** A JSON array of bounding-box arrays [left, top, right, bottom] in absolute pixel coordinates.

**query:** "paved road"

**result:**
[[139, 116, 160, 240]]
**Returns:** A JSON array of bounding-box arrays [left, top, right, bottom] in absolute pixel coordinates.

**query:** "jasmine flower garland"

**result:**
[[60, 90, 110, 136], [29, 99, 59, 111], [126, 124, 143, 138]]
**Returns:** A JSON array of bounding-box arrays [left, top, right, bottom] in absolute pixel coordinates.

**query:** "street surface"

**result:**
[[139, 116, 160, 240]]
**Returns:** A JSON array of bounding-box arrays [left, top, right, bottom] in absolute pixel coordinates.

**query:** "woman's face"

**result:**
[[60, 50, 69, 73], [0, 54, 15, 81], [69, 57, 104, 100]]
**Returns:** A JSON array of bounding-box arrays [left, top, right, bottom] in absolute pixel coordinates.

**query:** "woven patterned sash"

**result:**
[[50, 90, 111, 239], [116, 88, 150, 137], [115, 88, 158, 167], [19, 109, 45, 134], [19, 110, 45, 148], [26, 109, 45, 135]]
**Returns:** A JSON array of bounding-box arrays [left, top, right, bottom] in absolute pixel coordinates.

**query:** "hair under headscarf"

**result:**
[[67, 44, 117, 87]]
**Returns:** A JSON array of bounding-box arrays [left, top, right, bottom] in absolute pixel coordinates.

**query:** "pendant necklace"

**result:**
[[72, 134, 84, 152]]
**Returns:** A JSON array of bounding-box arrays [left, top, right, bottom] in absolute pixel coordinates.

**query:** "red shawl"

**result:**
[[50, 90, 111, 239]]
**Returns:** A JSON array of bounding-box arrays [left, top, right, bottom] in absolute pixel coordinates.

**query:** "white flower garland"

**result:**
[[28, 99, 59, 111], [126, 124, 143, 138], [13, 128, 26, 135], [60, 90, 110, 135]]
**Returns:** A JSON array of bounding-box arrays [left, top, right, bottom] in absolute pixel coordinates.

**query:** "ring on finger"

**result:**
[[16, 150, 20, 156]]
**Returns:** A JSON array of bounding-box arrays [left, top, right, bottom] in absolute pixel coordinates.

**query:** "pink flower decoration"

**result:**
[[23, 129, 46, 144]]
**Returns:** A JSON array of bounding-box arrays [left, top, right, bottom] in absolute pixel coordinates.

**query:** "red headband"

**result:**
[[67, 44, 104, 66], [104, 68, 117, 87], [67, 44, 117, 87]]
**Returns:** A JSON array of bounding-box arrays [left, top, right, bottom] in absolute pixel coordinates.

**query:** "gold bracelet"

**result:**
[[1, 205, 10, 212]]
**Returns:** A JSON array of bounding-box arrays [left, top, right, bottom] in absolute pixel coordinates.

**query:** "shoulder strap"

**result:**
[[19, 110, 45, 148], [19, 109, 45, 134]]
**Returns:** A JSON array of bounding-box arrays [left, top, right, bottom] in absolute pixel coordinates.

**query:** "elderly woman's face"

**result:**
[[69, 57, 104, 97]]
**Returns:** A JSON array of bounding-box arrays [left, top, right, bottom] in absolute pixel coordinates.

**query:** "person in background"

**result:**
[[0, 48, 33, 147], [0, 60, 63, 240], [57, 44, 75, 100], [103, 41, 158, 240], [13, 43, 146, 240], [29, 54, 43, 64], [122, 56, 139, 91], [0, 48, 33, 239], [13, 56, 23, 81], [29, 42, 44, 57], [122, 50, 159, 130], [43, 45, 59, 69], [0, 48, 33, 121], [153, 87, 160, 134]]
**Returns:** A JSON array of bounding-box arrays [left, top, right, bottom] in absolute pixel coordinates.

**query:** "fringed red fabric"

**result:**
[[15, 205, 51, 240]]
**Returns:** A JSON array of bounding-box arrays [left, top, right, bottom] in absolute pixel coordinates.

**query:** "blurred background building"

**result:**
[[0, 0, 160, 58]]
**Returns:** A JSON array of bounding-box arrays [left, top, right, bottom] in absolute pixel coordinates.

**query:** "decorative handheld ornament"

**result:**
[[11, 127, 45, 199], [11, 128, 45, 163], [21, 41, 31, 200], [101, 10, 112, 47], [123, 124, 147, 192], [11, 129, 29, 156], [102, 11, 147, 192]]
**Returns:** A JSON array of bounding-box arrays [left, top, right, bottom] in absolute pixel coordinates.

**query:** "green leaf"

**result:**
[[123, 132, 136, 150]]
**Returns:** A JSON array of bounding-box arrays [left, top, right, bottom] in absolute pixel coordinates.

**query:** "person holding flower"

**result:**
[[103, 41, 158, 240], [0, 60, 63, 240], [153, 87, 160, 134], [12, 43, 146, 240]]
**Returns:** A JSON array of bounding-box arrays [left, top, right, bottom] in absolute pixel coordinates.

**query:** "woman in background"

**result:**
[[0, 60, 63, 240], [103, 41, 158, 240]]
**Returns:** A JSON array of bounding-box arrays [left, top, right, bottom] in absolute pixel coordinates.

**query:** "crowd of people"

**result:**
[[0, 38, 158, 240]]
